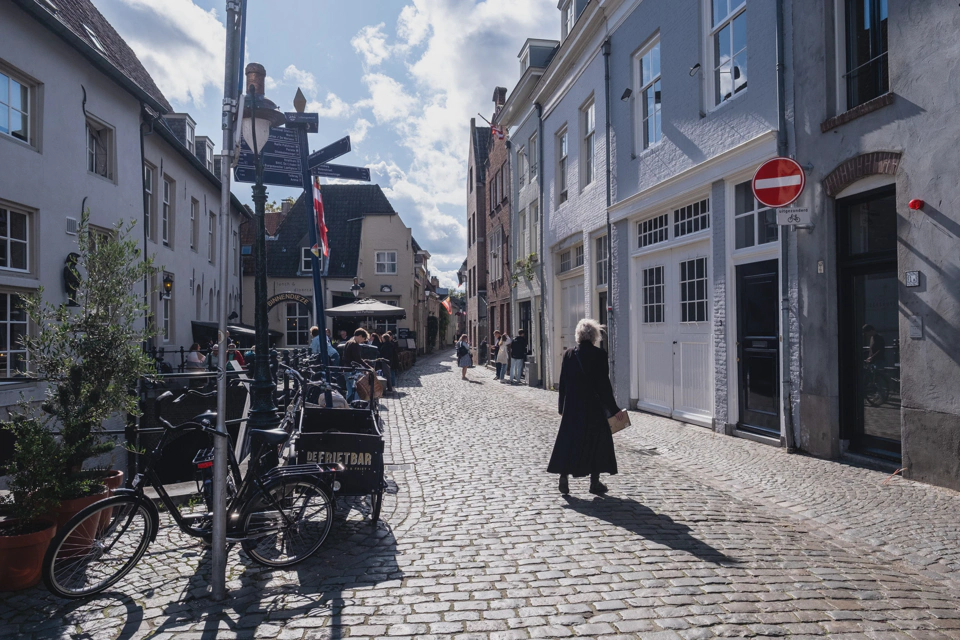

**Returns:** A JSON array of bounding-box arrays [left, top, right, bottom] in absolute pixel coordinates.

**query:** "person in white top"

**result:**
[[185, 343, 206, 370]]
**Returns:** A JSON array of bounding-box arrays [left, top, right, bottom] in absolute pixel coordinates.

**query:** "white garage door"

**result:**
[[636, 243, 713, 427], [559, 276, 584, 352]]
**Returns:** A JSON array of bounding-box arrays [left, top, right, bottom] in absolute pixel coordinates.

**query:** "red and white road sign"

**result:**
[[752, 157, 805, 208]]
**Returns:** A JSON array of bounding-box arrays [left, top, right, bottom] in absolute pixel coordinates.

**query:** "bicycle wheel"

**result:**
[[240, 478, 333, 568], [43, 496, 156, 598]]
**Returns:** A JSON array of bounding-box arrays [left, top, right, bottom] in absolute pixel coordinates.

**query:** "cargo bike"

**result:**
[[283, 360, 388, 528]]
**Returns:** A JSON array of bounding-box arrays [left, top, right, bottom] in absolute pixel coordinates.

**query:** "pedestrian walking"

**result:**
[[547, 318, 626, 496], [495, 332, 511, 381], [309, 326, 322, 355], [509, 329, 528, 385], [456, 334, 472, 380], [491, 331, 503, 379]]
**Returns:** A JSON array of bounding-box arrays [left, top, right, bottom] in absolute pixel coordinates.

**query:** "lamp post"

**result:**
[[351, 277, 365, 299], [242, 63, 286, 432]]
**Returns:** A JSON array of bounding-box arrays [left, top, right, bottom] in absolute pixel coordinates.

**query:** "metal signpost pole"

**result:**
[[212, 0, 243, 602]]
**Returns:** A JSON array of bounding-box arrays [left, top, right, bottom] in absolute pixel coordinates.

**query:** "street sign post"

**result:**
[[309, 136, 351, 168], [285, 111, 319, 133], [776, 206, 811, 226], [235, 127, 303, 187], [311, 163, 371, 182], [752, 157, 805, 208]]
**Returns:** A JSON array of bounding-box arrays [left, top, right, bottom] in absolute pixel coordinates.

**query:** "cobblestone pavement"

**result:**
[[4, 350, 960, 639]]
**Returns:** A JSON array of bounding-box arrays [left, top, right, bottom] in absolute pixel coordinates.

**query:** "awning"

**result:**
[[324, 298, 407, 319], [191, 321, 282, 347]]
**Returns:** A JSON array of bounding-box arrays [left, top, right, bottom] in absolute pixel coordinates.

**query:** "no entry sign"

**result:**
[[752, 157, 805, 208]]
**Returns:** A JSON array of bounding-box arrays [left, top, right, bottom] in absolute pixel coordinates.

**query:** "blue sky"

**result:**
[[95, 0, 558, 288]]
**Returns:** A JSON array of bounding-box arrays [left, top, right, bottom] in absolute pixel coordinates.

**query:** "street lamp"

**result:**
[[351, 277, 365, 299], [242, 63, 286, 432]]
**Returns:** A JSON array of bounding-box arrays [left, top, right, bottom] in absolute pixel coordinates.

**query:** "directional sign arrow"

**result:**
[[285, 112, 319, 133], [308, 136, 351, 169], [311, 163, 370, 182]]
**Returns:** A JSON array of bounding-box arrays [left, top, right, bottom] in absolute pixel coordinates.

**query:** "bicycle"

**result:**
[[863, 362, 890, 406], [41, 389, 342, 599]]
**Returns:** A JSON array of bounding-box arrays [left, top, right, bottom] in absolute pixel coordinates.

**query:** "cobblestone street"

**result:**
[[4, 350, 960, 639]]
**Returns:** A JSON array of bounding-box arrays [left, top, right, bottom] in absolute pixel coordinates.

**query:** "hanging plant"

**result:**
[[510, 253, 539, 288]]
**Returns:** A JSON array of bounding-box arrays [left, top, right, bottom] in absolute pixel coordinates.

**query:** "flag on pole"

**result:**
[[312, 177, 329, 257], [441, 297, 452, 314], [491, 125, 505, 140]]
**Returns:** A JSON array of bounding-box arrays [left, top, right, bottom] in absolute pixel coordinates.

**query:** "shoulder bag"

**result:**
[[574, 348, 631, 434]]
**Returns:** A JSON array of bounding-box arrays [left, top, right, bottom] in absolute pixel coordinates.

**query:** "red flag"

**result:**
[[312, 177, 329, 257], [441, 297, 452, 314]]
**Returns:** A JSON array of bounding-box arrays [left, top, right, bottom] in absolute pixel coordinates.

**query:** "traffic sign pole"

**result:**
[[752, 157, 805, 209]]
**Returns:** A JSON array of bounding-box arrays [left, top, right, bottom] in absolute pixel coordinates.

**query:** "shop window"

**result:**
[[674, 198, 710, 237], [680, 257, 708, 323], [642, 266, 664, 324], [638, 213, 669, 248]]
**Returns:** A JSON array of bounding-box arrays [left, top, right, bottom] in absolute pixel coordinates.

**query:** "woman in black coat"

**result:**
[[547, 318, 625, 495]]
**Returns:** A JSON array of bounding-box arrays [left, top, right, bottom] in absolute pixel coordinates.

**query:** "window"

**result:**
[[636, 39, 662, 150], [143, 165, 154, 241], [518, 209, 527, 258], [557, 128, 568, 205], [0, 70, 31, 144], [642, 266, 664, 324], [285, 302, 310, 346], [469, 168, 473, 193], [560, 250, 571, 273], [520, 52, 529, 73], [301, 246, 321, 273], [376, 251, 397, 274], [233, 230, 239, 276], [596, 235, 609, 286], [711, 0, 747, 105], [186, 122, 195, 154], [207, 212, 215, 263], [638, 213, 669, 248], [499, 167, 506, 202], [530, 201, 539, 256], [581, 101, 595, 188], [190, 199, 199, 250], [87, 119, 112, 179], [161, 178, 172, 246], [674, 198, 710, 237], [0, 293, 28, 377], [0, 206, 28, 272], [518, 148, 527, 187], [83, 24, 106, 53], [680, 257, 708, 323], [161, 296, 171, 343], [844, 0, 889, 109], [575, 244, 584, 268], [374, 304, 398, 336], [528, 133, 538, 179], [734, 181, 778, 249], [561, 1, 574, 39], [488, 227, 502, 282]]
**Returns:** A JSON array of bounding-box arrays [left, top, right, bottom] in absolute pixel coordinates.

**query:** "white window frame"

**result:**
[[679, 257, 708, 323], [530, 200, 539, 257], [0, 292, 28, 378], [86, 117, 113, 180], [143, 164, 154, 241], [161, 295, 171, 343], [581, 100, 595, 190], [190, 199, 198, 250], [0, 68, 32, 145], [708, 0, 748, 107], [376, 250, 397, 275], [161, 178, 171, 246], [518, 208, 527, 259], [517, 147, 527, 188], [0, 205, 29, 273], [285, 302, 311, 347], [559, 250, 571, 273], [233, 230, 239, 276], [529, 133, 538, 179], [575, 244, 584, 268], [208, 211, 215, 263], [642, 266, 665, 324], [673, 198, 711, 238], [638, 213, 669, 248], [301, 246, 315, 273], [835, 0, 889, 112], [186, 122, 195, 154], [561, 1, 574, 40], [733, 180, 778, 251], [595, 235, 608, 287], [557, 127, 568, 205], [634, 37, 662, 152]]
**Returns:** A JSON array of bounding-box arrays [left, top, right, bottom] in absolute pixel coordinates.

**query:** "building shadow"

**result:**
[[562, 494, 738, 566]]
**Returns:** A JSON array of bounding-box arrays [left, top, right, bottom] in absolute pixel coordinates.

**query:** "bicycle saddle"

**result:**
[[192, 410, 217, 425], [249, 428, 288, 448]]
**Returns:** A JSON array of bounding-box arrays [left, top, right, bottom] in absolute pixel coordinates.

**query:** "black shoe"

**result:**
[[589, 480, 608, 495], [558, 476, 569, 495]]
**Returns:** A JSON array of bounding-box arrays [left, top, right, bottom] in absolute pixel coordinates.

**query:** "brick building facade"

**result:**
[[465, 119, 490, 360], [486, 88, 512, 343]]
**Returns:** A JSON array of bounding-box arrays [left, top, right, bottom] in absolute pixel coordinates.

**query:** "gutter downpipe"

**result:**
[[776, 0, 796, 453], [602, 38, 615, 394], [535, 102, 546, 388]]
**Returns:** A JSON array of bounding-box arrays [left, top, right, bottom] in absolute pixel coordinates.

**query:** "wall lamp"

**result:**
[[620, 88, 632, 102]]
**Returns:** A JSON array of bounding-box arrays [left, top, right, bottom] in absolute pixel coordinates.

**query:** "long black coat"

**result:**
[[547, 342, 619, 477]]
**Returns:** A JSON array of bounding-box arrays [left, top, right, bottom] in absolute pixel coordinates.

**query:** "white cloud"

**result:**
[[349, 118, 373, 144], [358, 74, 417, 123], [351, 23, 393, 67], [97, 0, 226, 107], [281, 65, 317, 97], [305, 93, 353, 119]]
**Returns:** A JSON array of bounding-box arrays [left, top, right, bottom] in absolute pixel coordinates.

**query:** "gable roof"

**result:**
[[13, 0, 172, 112], [264, 184, 396, 279], [473, 124, 492, 184]]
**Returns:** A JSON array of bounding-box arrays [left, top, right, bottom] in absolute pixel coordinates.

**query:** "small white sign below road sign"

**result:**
[[776, 206, 811, 226]]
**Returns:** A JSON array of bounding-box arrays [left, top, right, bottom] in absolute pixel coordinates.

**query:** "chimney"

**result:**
[[281, 199, 293, 215], [431, 276, 439, 288], [492, 87, 507, 109]]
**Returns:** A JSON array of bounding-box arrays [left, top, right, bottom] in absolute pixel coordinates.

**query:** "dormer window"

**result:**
[[561, 1, 574, 40], [520, 51, 529, 73], [186, 122, 195, 153]]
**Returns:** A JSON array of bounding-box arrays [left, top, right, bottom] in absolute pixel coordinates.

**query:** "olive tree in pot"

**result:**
[[19, 213, 159, 528], [0, 412, 64, 590]]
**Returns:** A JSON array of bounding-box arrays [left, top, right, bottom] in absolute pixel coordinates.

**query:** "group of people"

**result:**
[[313, 325, 403, 401], [454, 329, 529, 383], [184, 338, 246, 371]]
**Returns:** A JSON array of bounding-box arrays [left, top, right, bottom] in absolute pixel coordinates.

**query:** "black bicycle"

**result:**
[[42, 389, 342, 598]]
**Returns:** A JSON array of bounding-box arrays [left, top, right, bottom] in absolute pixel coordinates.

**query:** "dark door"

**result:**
[[519, 301, 532, 339], [837, 186, 900, 458], [736, 259, 780, 437]]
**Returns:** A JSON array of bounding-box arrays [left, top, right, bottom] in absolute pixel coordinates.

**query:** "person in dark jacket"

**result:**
[[342, 328, 372, 402], [378, 333, 398, 391], [509, 329, 528, 385], [547, 318, 625, 495]]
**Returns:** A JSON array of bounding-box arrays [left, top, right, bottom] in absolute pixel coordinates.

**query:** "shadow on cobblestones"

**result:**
[[562, 495, 739, 566]]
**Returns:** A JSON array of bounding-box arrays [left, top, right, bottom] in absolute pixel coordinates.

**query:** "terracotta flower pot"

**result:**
[[97, 470, 124, 534], [50, 488, 108, 560], [0, 520, 56, 591]]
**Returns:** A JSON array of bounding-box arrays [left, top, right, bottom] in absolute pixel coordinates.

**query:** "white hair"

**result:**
[[575, 318, 602, 346]]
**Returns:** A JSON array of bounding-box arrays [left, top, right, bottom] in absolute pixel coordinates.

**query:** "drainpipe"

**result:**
[[535, 101, 546, 387], [776, 0, 796, 453], [602, 38, 615, 395]]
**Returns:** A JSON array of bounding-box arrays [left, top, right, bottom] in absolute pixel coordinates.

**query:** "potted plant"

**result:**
[[19, 212, 159, 526], [0, 413, 63, 591]]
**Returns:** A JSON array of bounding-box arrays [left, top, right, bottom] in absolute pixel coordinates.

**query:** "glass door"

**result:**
[[837, 186, 901, 458], [736, 260, 780, 438]]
